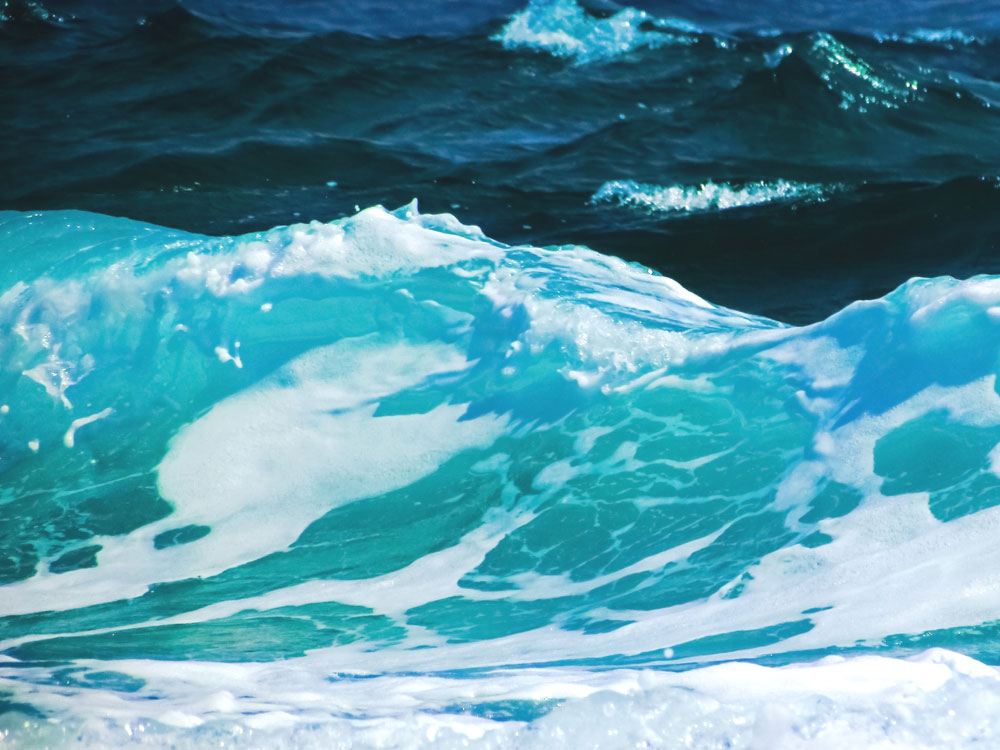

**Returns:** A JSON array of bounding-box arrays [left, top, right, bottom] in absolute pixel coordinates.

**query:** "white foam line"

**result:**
[[63, 407, 113, 448]]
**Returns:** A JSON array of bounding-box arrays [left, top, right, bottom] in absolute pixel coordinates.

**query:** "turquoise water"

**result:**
[[4, 205, 1000, 746]]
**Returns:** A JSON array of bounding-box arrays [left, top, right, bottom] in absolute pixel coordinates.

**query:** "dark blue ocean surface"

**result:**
[[4, 1, 1000, 747], [4, 0, 1000, 321]]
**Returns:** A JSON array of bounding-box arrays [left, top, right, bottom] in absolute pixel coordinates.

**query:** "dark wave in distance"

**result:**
[[3, 0, 1000, 326]]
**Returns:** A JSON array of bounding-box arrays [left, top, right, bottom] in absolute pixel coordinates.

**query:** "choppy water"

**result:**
[[4, 0, 1000, 747]]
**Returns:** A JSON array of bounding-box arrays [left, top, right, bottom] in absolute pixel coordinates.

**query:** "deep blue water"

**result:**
[[5, 0, 1000, 323]]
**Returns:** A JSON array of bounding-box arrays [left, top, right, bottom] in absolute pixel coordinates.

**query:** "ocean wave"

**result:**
[[3, 205, 1000, 652], [6, 205, 1000, 741], [808, 32, 919, 111], [590, 178, 835, 214], [495, 0, 702, 62], [730, 31, 935, 115]]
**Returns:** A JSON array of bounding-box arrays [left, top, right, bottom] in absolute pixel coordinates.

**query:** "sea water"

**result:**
[[4, 0, 1000, 747], [4, 204, 1000, 746]]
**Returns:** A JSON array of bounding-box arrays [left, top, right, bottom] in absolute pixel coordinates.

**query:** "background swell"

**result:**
[[3, 0, 1000, 322]]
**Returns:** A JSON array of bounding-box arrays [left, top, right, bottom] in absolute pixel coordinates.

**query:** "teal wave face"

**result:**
[[3, 204, 1000, 676]]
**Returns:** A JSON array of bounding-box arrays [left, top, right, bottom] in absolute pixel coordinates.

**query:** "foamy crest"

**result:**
[[591, 179, 834, 215], [495, 0, 699, 63]]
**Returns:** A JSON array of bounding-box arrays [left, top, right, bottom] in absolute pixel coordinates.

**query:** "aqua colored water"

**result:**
[[4, 1, 1000, 747]]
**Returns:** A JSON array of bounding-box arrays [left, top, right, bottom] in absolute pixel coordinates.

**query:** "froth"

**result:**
[[591, 179, 835, 215], [495, 0, 699, 63], [2, 649, 998, 749]]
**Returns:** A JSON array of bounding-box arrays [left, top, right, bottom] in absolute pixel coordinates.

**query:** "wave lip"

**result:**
[[495, 0, 700, 63], [590, 178, 835, 215]]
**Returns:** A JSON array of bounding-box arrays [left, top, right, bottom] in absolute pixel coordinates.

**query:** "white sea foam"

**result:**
[[1, 649, 998, 749], [0, 336, 506, 616], [591, 179, 834, 215]]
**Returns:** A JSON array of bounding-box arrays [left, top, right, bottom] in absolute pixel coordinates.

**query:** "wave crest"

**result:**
[[590, 179, 835, 214], [495, 0, 700, 62]]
